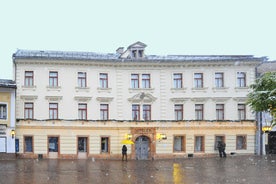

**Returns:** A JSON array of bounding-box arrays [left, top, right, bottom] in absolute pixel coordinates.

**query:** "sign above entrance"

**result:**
[[132, 128, 155, 134]]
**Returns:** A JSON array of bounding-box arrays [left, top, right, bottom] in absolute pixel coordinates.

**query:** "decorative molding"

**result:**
[[97, 87, 112, 93], [170, 88, 187, 93], [96, 97, 114, 102], [47, 86, 61, 91], [191, 87, 208, 93], [232, 97, 247, 103], [128, 88, 155, 93], [170, 98, 189, 103], [21, 85, 36, 91], [75, 87, 90, 92], [128, 92, 157, 103], [20, 95, 38, 101], [211, 97, 231, 102], [191, 97, 209, 102], [74, 96, 92, 102], [212, 87, 229, 92], [45, 96, 63, 102]]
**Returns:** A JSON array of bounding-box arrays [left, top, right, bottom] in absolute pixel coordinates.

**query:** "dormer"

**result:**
[[119, 41, 147, 59]]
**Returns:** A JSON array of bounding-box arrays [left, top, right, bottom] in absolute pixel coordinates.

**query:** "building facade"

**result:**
[[0, 79, 16, 157], [13, 42, 267, 159]]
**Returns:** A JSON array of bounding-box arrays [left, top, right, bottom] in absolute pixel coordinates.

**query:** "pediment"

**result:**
[[127, 41, 147, 49], [128, 92, 157, 103]]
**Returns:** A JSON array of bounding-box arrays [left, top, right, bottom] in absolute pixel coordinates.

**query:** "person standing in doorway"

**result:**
[[122, 145, 127, 161], [217, 141, 227, 158]]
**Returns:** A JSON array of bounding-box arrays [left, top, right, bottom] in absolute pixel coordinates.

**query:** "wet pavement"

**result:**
[[0, 155, 275, 184]]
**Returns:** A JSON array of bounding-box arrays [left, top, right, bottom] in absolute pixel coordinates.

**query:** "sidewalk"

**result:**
[[0, 155, 275, 184]]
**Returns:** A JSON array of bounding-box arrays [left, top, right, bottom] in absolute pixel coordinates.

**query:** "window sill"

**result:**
[[171, 88, 187, 93], [212, 87, 229, 92], [47, 86, 61, 91], [235, 87, 249, 92], [192, 87, 208, 92], [75, 87, 90, 92], [21, 85, 36, 91], [129, 88, 154, 93], [97, 87, 112, 93]]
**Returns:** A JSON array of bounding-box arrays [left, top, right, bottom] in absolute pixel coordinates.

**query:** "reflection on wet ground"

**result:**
[[0, 155, 275, 184]]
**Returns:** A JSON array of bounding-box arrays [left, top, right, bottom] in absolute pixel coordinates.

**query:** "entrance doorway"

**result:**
[[48, 136, 59, 158], [78, 137, 88, 159], [268, 131, 276, 154], [135, 136, 149, 160]]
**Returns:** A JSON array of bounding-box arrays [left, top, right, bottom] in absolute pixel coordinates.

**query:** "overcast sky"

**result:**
[[1, 0, 275, 79]]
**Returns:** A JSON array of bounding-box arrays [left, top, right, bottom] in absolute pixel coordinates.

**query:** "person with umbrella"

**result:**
[[122, 145, 127, 161]]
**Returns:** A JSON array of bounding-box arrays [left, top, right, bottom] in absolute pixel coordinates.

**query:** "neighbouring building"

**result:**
[[12, 42, 267, 159], [256, 61, 276, 155], [0, 79, 16, 158]]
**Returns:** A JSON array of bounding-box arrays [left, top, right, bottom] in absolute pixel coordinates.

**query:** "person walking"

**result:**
[[122, 145, 127, 161], [217, 141, 226, 158]]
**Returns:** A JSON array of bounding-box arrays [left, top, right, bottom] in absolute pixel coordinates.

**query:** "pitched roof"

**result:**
[[0, 79, 16, 88]]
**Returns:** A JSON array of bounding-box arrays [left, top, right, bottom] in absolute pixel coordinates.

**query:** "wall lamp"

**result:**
[[11, 129, 15, 139], [262, 126, 272, 133], [125, 134, 132, 140], [157, 133, 167, 141]]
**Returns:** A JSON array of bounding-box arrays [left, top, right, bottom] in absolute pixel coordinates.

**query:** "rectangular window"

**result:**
[[173, 135, 185, 152], [174, 104, 183, 120], [100, 104, 109, 120], [194, 136, 205, 152], [24, 136, 33, 152], [24, 71, 34, 87], [49, 103, 58, 119], [143, 105, 151, 120], [214, 135, 225, 150], [99, 73, 108, 88], [48, 137, 59, 152], [195, 104, 204, 120], [237, 72, 246, 87], [78, 72, 87, 88], [49, 71, 58, 87], [216, 104, 224, 120], [142, 74, 150, 88], [132, 104, 140, 120], [131, 74, 139, 88], [194, 73, 203, 88], [78, 137, 88, 153], [78, 103, 87, 120], [24, 103, 33, 119], [0, 104, 7, 120], [215, 72, 224, 88], [173, 73, 183, 88], [101, 137, 109, 153], [236, 135, 247, 150], [238, 104, 246, 120]]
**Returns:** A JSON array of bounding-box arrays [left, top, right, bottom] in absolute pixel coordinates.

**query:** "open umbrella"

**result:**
[[121, 139, 134, 145]]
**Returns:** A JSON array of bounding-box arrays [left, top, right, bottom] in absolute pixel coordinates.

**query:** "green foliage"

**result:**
[[247, 72, 276, 126]]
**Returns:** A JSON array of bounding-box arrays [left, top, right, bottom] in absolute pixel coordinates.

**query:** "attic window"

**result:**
[[132, 49, 144, 59]]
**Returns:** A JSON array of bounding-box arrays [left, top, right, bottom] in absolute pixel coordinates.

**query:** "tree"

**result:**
[[247, 72, 276, 127]]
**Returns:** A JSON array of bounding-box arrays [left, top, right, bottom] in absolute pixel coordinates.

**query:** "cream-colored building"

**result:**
[[0, 79, 16, 157], [13, 42, 267, 159]]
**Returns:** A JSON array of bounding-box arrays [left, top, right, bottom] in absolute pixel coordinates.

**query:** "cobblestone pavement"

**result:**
[[0, 155, 275, 184]]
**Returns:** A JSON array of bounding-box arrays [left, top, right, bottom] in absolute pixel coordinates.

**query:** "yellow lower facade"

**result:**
[[15, 120, 256, 159]]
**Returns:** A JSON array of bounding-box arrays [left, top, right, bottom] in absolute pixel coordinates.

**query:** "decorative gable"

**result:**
[[128, 92, 157, 103], [119, 41, 147, 59]]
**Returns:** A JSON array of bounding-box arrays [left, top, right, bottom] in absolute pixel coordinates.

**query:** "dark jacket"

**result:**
[[122, 145, 127, 154]]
